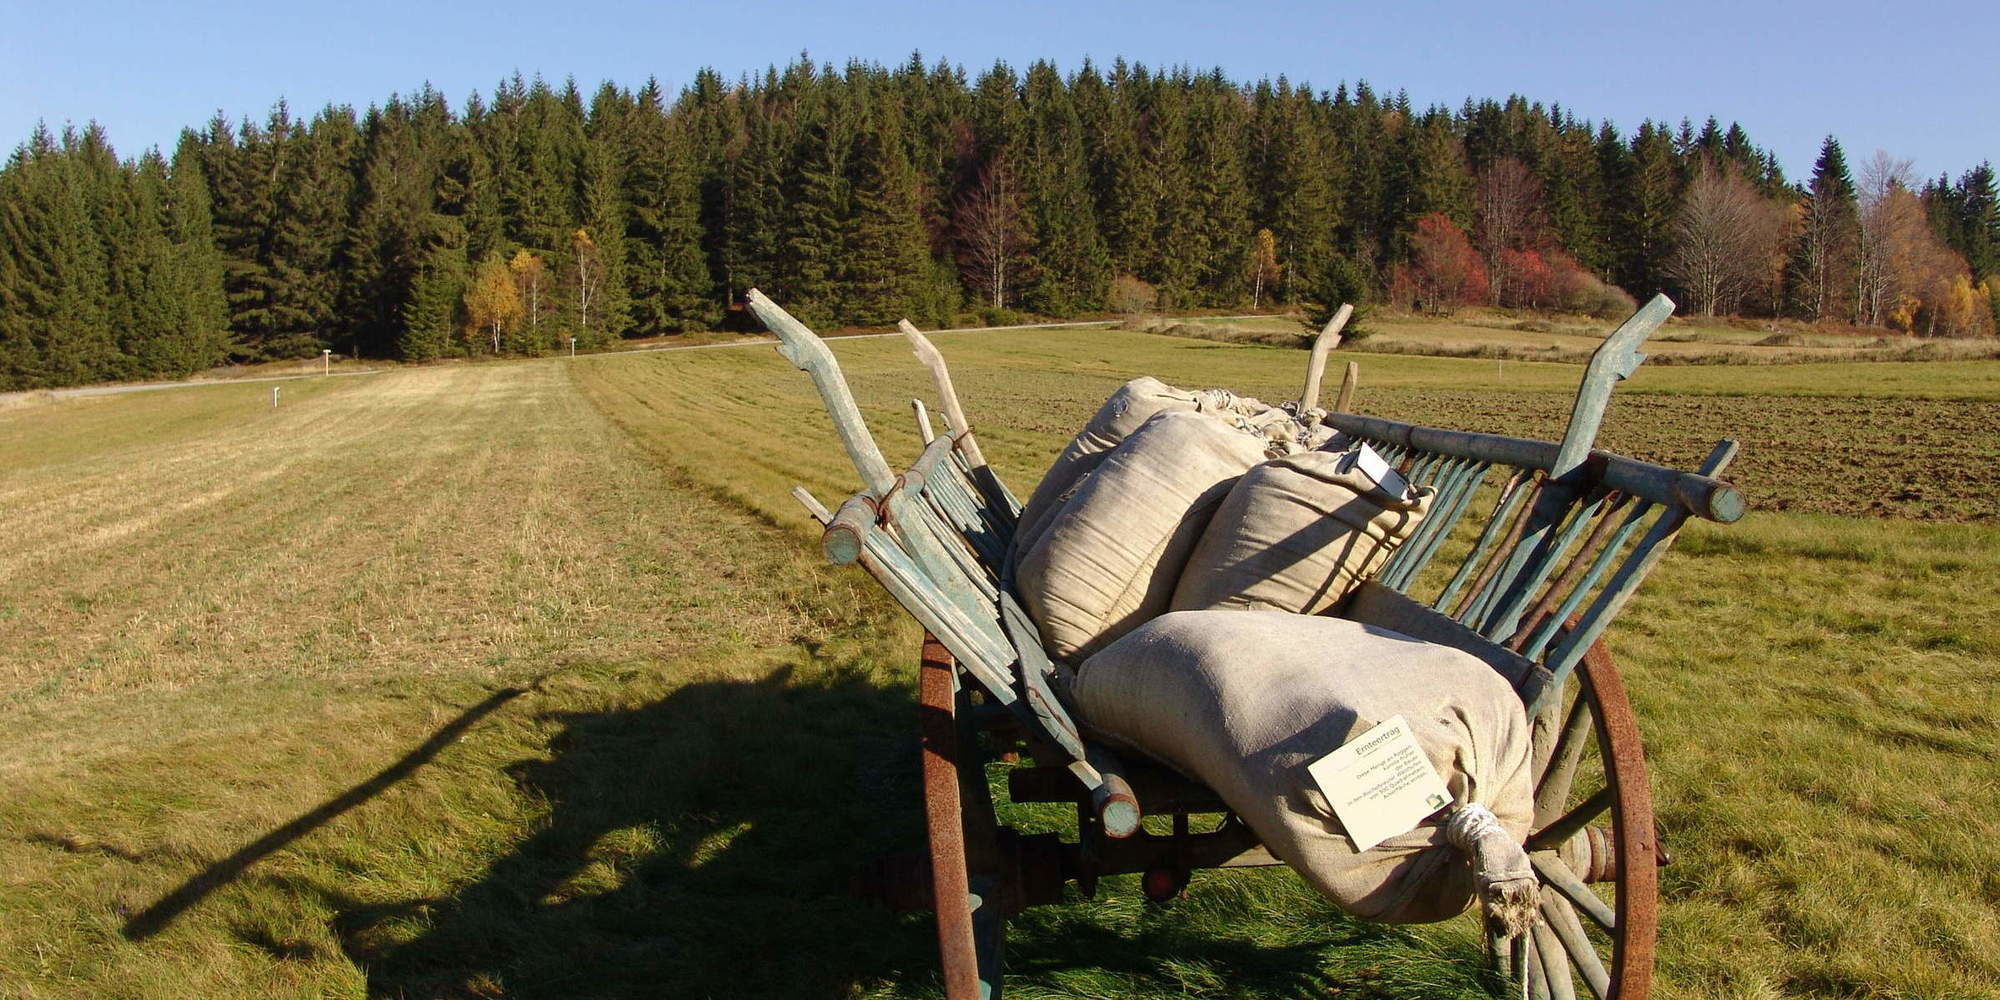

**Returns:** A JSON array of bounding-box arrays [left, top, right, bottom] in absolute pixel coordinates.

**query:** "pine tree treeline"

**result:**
[[3, 55, 1997, 390]]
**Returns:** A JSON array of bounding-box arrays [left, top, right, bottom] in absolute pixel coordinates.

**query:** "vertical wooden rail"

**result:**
[[1333, 362, 1359, 414], [900, 319, 1021, 523], [899, 320, 987, 471]]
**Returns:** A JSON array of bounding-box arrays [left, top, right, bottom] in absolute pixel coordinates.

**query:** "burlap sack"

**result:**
[[1011, 378, 1214, 568], [1171, 449, 1430, 615], [1010, 379, 1331, 572], [1016, 410, 1270, 662], [1073, 610, 1533, 923]]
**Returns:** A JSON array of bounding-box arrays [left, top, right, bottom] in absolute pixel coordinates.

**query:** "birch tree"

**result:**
[[1666, 160, 1769, 316], [955, 157, 1031, 310]]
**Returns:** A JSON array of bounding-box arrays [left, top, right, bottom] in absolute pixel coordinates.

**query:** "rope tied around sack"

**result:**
[[1444, 803, 1539, 940]]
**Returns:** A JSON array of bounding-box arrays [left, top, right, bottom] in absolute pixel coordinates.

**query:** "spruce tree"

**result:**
[[160, 143, 232, 371], [1087, 60, 1155, 281], [1785, 136, 1861, 320], [0, 126, 116, 386], [621, 79, 717, 333], [780, 94, 851, 324], [840, 97, 931, 325], [1018, 61, 1109, 314], [1951, 163, 1998, 281], [399, 213, 467, 360], [1143, 70, 1200, 305], [1613, 121, 1682, 295], [574, 125, 631, 343], [724, 108, 787, 300], [266, 106, 358, 357], [1332, 81, 1389, 271], [1257, 79, 1341, 301], [1180, 74, 1253, 305]]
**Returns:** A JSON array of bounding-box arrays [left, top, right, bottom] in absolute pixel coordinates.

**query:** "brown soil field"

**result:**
[[1349, 389, 1999, 521]]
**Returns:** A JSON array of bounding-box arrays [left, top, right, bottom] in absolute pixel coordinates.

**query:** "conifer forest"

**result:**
[[2, 56, 1996, 390]]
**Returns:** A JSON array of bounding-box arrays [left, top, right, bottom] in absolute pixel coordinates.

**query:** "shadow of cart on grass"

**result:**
[[320, 650, 1492, 999], [327, 657, 935, 998]]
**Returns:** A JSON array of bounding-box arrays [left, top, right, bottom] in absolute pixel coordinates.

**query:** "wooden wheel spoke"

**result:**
[[1532, 918, 1578, 1000], [1532, 853, 1617, 931], [1525, 930, 1553, 1000], [1543, 897, 1612, 1000], [1488, 926, 1512, 974], [1535, 690, 1595, 825], [1527, 786, 1613, 852]]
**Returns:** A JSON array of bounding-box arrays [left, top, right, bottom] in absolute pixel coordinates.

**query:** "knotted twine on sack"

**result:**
[[1073, 610, 1535, 925]]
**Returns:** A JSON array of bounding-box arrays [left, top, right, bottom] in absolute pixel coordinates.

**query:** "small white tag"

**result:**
[[1306, 715, 1453, 852], [1343, 443, 1413, 501]]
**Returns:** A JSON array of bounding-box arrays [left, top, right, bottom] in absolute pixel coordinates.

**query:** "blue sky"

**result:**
[[5, 0, 1995, 182]]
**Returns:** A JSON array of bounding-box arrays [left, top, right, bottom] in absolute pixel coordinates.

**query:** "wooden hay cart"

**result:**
[[746, 289, 1745, 1000]]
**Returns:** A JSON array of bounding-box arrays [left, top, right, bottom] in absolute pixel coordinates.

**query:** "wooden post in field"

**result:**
[[271, 386, 279, 408], [570, 336, 577, 358], [322, 349, 331, 375], [1299, 303, 1353, 411]]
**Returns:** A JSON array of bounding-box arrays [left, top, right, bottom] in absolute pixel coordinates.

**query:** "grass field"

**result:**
[[1, 327, 1995, 999]]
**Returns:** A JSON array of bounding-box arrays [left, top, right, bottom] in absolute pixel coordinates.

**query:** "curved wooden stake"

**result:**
[[1299, 303, 1353, 410], [747, 288, 896, 494], [913, 398, 937, 443], [899, 319, 988, 472], [1553, 295, 1673, 480]]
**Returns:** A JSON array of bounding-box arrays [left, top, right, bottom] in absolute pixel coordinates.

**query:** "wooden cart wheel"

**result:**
[[920, 635, 1006, 1000], [1515, 639, 1659, 1000]]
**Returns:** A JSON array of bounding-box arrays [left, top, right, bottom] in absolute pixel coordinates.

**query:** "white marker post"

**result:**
[[569, 336, 577, 358], [322, 348, 332, 375], [271, 386, 279, 408]]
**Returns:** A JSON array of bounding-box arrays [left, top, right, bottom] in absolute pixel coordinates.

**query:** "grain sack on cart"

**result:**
[[1173, 444, 1431, 616], [1015, 409, 1270, 661], [1073, 609, 1537, 925], [1011, 377, 1332, 565]]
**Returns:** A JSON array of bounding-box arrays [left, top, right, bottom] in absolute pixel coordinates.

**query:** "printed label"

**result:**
[[1306, 714, 1452, 851]]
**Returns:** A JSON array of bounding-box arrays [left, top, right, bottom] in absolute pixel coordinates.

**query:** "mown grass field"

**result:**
[[1, 327, 1995, 999]]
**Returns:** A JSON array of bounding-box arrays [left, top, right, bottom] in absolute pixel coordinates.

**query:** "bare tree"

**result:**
[[1475, 158, 1547, 303], [1665, 159, 1774, 317], [1856, 150, 1916, 326], [954, 157, 1031, 310]]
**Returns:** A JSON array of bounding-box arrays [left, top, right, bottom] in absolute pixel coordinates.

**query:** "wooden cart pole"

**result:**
[[1299, 302, 1353, 411]]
